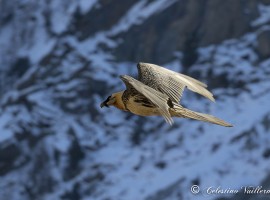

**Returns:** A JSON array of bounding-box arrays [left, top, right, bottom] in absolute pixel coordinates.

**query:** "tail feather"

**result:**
[[171, 106, 233, 127]]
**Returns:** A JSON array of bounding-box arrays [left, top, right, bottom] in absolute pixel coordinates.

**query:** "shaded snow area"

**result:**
[[1, 1, 270, 200]]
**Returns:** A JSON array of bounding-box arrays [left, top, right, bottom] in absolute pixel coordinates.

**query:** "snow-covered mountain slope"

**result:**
[[0, 1, 270, 200]]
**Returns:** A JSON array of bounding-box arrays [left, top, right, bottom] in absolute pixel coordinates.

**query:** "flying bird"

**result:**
[[100, 62, 233, 127]]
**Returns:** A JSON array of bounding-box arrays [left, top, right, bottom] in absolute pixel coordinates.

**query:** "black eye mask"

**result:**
[[100, 95, 111, 108], [105, 96, 111, 105]]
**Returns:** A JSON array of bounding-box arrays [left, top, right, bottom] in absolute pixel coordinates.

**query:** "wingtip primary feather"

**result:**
[[226, 123, 233, 127], [165, 116, 174, 125], [209, 94, 215, 102], [179, 74, 208, 88], [119, 75, 128, 80]]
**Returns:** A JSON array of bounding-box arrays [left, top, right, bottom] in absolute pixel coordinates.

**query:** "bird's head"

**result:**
[[100, 91, 125, 110]]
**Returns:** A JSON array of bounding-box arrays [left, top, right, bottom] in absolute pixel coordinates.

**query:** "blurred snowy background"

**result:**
[[1, 0, 270, 200]]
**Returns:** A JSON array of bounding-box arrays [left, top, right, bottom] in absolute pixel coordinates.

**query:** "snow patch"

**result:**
[[252, 4, 270, 27], [79, 0, 98, 14]]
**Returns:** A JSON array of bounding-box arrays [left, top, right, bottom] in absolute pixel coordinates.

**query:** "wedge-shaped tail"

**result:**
[[171, 105, 233, 127]]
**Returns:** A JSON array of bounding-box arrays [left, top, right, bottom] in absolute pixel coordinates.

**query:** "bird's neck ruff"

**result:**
[[113, 91, 126, 111]]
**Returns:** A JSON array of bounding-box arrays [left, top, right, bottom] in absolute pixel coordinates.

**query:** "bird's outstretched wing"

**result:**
[[120, 75, 173, 125], [137, 62, 215, 103]]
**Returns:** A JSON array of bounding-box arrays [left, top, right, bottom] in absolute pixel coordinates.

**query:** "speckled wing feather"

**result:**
[[120, 75, 173, 124], [137, 63, 215, 103]]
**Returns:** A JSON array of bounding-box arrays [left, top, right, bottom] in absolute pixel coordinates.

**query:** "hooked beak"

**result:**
[[100, 101, 108, 108], [100, 95, 113, 108], [100, 102, 108, 108]]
